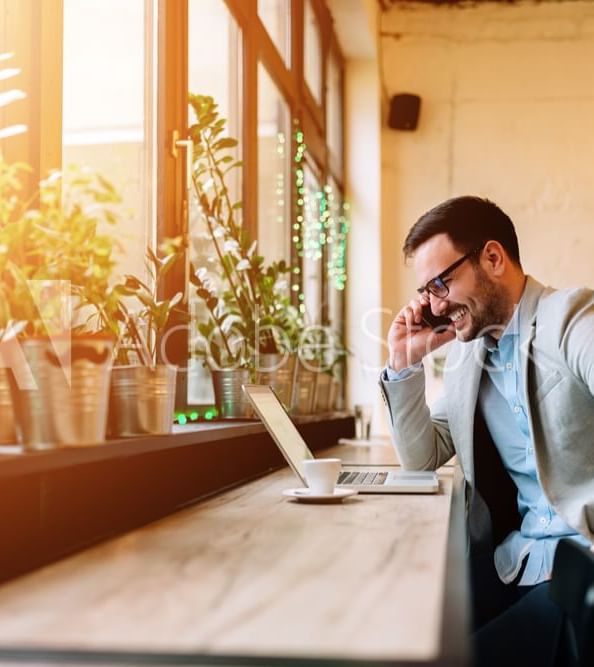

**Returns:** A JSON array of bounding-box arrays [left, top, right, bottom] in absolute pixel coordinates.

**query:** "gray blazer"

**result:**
[[379, 276, 594, 544]]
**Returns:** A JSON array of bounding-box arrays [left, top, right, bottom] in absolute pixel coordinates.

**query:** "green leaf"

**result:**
[[213, 137, 238, 150]]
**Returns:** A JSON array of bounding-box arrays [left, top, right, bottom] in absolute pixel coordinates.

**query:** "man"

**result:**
[[379, 196, 594, 667]]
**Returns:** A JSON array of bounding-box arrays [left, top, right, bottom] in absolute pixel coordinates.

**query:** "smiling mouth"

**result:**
[[449, 306, 468, 323]]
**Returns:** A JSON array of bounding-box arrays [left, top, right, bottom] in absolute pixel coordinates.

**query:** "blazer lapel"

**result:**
[[518, 276, 545, 435]]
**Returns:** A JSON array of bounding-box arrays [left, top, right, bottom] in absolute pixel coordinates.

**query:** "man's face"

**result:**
[[413, 233, 509, 342]]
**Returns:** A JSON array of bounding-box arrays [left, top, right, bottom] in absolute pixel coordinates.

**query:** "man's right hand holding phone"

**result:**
[[387, 295, 456, 373]]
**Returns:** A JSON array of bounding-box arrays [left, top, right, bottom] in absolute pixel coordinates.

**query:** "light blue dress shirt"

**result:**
[[385, 283, 591, 585], [479, 293, 590, 585]]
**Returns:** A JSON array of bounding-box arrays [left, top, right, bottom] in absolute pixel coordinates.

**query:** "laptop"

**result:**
[[242, 384, 439, 494]]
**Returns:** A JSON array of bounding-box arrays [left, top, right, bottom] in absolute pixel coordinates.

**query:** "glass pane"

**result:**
[[258, 0, 291, 66], [325, 178, 346, 334], [258, 62, 291, 265], [62, 0, 152, 286], [326, 52, 343, 172], [301, 163, 322, 325], [304, 0, 322, 105], [187, 0, 243, 405]]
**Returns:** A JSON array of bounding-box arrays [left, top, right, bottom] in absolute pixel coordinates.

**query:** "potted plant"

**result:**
[[92, 237, 187, 436], [188, 94, 298, 417], [0, 157, 29, 444], [312, 328, 349, 413], [0, 162, 120, 449]]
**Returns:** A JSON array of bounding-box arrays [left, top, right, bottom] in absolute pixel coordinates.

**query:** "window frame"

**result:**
[[0, 0, 63, 196], [6, 0, 346, 410]]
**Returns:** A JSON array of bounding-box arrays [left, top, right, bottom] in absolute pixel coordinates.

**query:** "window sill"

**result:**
[[0, 413, 354, 583]]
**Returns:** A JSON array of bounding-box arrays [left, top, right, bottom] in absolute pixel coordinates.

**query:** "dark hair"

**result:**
[[403, 196, 522, 267]]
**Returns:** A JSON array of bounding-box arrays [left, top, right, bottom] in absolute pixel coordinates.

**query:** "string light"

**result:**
[[175, 407, 218, 424], [291, 120, 350, 306]]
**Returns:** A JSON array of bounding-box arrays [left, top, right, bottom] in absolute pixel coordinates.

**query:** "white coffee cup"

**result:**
[[302, 458, 342, 495]]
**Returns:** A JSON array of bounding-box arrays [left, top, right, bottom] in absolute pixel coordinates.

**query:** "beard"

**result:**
[[447, 266, 512, 342]]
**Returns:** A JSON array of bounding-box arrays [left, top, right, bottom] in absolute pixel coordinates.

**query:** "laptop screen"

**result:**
[[242, 385, 314, 481]]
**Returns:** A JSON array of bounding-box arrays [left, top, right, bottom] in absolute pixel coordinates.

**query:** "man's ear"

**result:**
[[482, 240, 506, 277]]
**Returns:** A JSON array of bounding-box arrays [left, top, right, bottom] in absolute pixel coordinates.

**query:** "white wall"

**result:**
[[345, 59, 384, 431], [374, 0, 594, 417], [381, 0, 594, 328]]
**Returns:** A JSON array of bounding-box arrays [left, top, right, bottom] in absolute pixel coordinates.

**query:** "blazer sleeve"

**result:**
[[543, 287, 594, 396], [379, 365, 456, 471], [560, 289, 594, 396]]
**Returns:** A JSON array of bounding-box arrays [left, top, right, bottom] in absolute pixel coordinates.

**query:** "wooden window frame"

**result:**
[[0, 0, 63, 196], [4, 0, 346, 409]]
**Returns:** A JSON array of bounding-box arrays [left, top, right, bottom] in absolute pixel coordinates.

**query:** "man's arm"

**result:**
[[380, 364, 455, 471], [557, 288, 594, 396], [380, 293, 457, 470]]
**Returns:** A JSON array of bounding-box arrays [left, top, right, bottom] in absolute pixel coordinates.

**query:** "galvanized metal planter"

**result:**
[[137, 365, 178, 434], [313, 372, 333, 413], [109, 364, 177, 436], [0, 367, 16, 444], [211, 368, 252, 419], [255, 352, 296, 410], [7, 336, 114, 449], [109, 365, 143, 437], [292, 359, 317, 415]]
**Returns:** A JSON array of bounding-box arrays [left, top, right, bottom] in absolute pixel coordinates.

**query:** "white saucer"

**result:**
[[282, 487, 358, 503]]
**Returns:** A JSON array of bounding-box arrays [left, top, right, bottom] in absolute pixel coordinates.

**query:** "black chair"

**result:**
[[549, 538, 594, 667]]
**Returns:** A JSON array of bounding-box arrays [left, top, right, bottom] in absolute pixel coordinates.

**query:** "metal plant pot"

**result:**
[[292, 360, 316, 415], [136, 365, 178, 434], [211, 368, 252, 419], [256, 352, 296, 409], [109, 364, 177, 436], [7, 336, 114, 449], [314, 372, 333, 413], [329, 377, 340, 411], [109, 365, 143, 437], [0, 367, 16, 444]]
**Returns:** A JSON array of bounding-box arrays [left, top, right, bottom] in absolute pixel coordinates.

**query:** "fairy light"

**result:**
[[292, 121, 306, 305], [324, 183, 350, 291], [275, 132, 285, 228], [291, 120, 350, 305]]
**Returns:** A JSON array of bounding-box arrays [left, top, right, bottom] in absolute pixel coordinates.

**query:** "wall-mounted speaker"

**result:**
[[388, 93, 421, 131]]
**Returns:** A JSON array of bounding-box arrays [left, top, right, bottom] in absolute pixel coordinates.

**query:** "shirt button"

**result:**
[[506, 363, 513, 370], [539, 517, 547, 525], [527, 447, 534, 454], [513, 406, 521, 414]]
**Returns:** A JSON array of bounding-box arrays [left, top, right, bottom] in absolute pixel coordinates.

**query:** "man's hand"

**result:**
[[387, 295, 456, 372]]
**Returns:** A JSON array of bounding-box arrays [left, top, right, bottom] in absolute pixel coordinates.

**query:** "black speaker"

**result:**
[[388, 93, 421, 131]]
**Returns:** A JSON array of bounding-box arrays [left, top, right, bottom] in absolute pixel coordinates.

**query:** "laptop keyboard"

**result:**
[[338, 471, 388, 486]]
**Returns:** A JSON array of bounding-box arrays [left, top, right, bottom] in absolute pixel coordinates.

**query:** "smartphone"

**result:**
[[421, 305, 452, 330]]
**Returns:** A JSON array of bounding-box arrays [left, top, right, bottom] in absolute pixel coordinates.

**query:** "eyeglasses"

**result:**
[[416, 245, 484, 299]]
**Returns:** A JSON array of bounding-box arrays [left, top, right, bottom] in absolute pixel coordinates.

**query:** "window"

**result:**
[[188, 0, 243, 160], [187, 0, 243, 404], [257, 62, 291, 264], [301, 162, 323, 325], [325, 177, 346, 333], [258, 0, 291, 66], [62, 0, 154, 285], [6, 0, 346, 414], [326, 49, 343, 174], [303, 0, 322, 105]]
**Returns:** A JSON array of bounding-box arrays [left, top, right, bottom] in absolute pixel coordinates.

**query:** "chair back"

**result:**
[[550, 538, 594, 667]]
